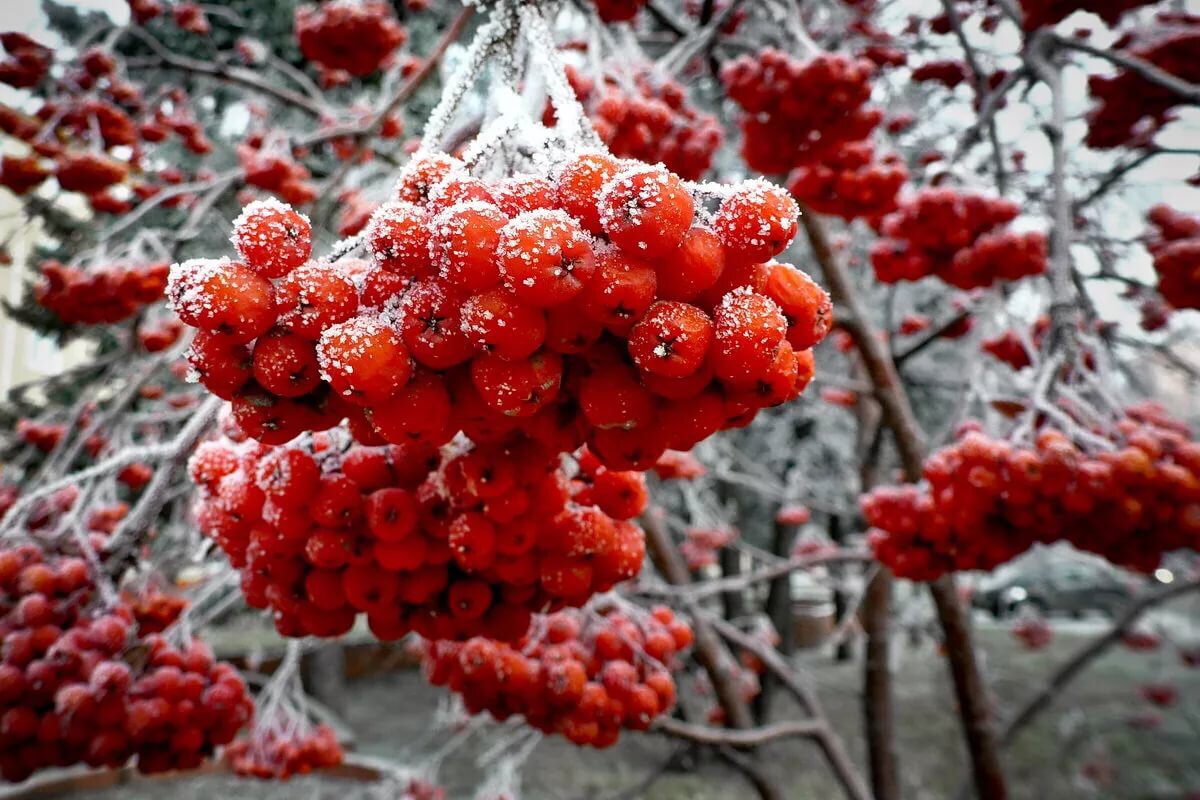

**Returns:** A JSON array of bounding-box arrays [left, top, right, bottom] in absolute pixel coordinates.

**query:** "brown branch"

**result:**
[[122, 28, 328, 117], [643, 550, 871, 601], [862, 570, 899, 800], [708, 616, 873, 800], [938, 0, 1008, 193], [642, 512, 756, 731], [1000, 577, 1200, 747], [1055, 35, 1200, 105], [1027, 37, 1079, 353], [1073, 149, 1159, 214], [717, 747, 784, 800], [655, 716, 823, 747], [798, 202, 1008, 800], [317, 4, 475, 208], [894, 310, 972, 366]]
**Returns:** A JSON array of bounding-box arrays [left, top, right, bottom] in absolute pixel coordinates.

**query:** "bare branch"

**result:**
[[655, 716, 823, 746], [1001, 577, 1200, 746], [1055, 35, 1200, 105]]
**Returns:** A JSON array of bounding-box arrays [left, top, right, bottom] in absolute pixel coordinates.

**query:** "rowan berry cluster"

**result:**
[[238, 143, 318, 208], [0, 46, 216, 210], [869, 187, 1048, 289], [124, 588, 187, 635], [1085, 19, 1200, 150], [910, 59, 968, 89], [1139, 682, 1177, 707], [421, 604, 692, 747], [295, 1, 407, 77], [786, 140, 907, 222], [592, 0, 649, 23], [0, 33, 51, 89], [0, 546, 253, 782], [679, 526, 737, 570], [1011, 617, 1053, 650], [720, 49, 881, 174], [863, 407, 1200, 580], [651, 450, 706, 480], [556, 65, 723, 180], [225, 723, 342, 779], [34, 260, 168, 326], [981, 317, 1050, 370], [1145, 204, 1200, 310], [191, 423, 648, 642], [1017, 0, 1157, 31], [172, 151, 828, 467]]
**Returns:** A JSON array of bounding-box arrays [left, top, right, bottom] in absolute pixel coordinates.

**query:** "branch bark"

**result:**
[[655, 716, 822, 747], [1055, 35, 1200, 104], [798, 202, 1008, 800], [642, 511, 756, 732], [709, 615, 873, 800]]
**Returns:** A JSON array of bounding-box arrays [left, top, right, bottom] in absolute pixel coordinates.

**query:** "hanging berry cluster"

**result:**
[[294, 1, 407, 77], [869, 187, 1047, 289], [171, 153, 828, 468], [862, 406, 1200, 581], [720, 49, 882, 174], [421, 603, 692, 747], [591, 0, 649, 23], [786, 140, 907, 222], [981, 317, 1051, 370], [33, 260, 168, 326], [1085, 17, 1200, 150], [0, 546, 253, 783], [1145, 204, 1200, 310], [0, 33, 51, 89], [190, 424, 648, 642], [225, 723, 342, 779], [553, 64, 723, 181]]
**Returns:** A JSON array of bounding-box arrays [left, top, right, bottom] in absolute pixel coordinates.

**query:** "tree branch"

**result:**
[[798, 202, 1008, 800], [121, 28, 328, 117], [655, 716, 823, 747], [1055, 35, 1200, 104], [708, 615, 873, 800], [642, 512, 757, 731], [1000, 577, 1200, 746]]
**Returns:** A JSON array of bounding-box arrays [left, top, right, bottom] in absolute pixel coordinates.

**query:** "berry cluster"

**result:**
[[1017, 0, 1157, 31], [294, 1, 406, 77], [0, 48, 220, 207], [863, 407, 1200, 580], [124, 588, 187, 635], [592, 0, 648, 23], [869, 187, 1047, 289], [910, 59, 969, 89], [652, 449, 706, 480], [1011, 617, 1053, 650], [171, 152, 828, 467], [191, 425, 647, 642], [0, 546, 253, 782], [0, 33, 51, 89], [225, 723, 342, 779], [981, 316, 1050, 370], [679, 525, 737, 570], [786, 140, 907, 222], [422, 604, 691, 747], [34, 260, 168, 326], [1145, 204, 1200, 310], [1085, 20, 1200, 150], [721, 49, 881, 174], [555, 65, 723, 181], [238, 143, 317, 208]]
